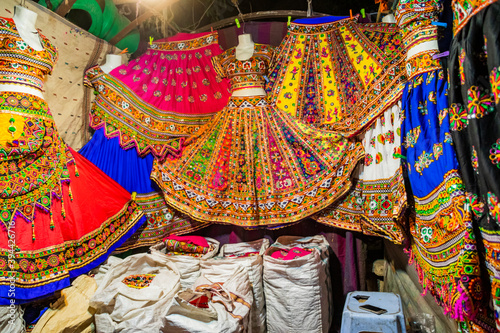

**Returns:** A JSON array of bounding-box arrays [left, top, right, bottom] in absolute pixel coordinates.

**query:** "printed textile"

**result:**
[[449, 1, 500, 330], [316, 103, 406, 244], [266, 16, 406, 137], [0, 18, 144, 304], [396, 0, 488, 329], [88, 32, 231, 160], [79, 129, 206, 251]]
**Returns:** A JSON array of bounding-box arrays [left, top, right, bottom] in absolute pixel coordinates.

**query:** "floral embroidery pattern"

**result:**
[[421, 226, 433, 243], [467, 86, 494, 119], [472, 146, 480, 174], [487, 192, 500, 224], [404, 126, 421, 148], [365, 153, 373, 166], [449, 103, 467, 131], [433, 142, 443, 160], [491, 66, 500, 104], [415, 151, 434, 175], [122, 274, 157, 289], [438, 108, 448, 126], [466, 192, 484, 218], [489, 139, 500, 169]]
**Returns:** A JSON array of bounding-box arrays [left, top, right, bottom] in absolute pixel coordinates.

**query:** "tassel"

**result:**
[[50, 211, 54, 230], [68, 184, 74, 201], [32, 221, 35, 241], [74, 163, 79, 177], [61, 197, 66, 218]]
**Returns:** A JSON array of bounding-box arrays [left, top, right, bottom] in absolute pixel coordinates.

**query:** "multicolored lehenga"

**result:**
[[316, 103, 406, 243], [448, 0, 500, 330], [266, 16, 406, 136], [395, 1, 488, 329], [151, 44, 364, 227], [268, 16, 407, 242], [0, 17, 144, 304], [80, 32, 230, 250]]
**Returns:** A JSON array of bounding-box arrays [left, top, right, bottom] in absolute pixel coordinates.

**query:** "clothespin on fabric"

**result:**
[[287, 16, 291, 27], [432, 51, 449, 59], [235, 19, 241, 28], [149, 36, 154, 46], [431, 21, 447, 28], [375, 0, 389, 22], [350, 9, 353, 19], [119, 48, 128, 54], [360, 8, 366, 18], [211, 26, 214, 33]]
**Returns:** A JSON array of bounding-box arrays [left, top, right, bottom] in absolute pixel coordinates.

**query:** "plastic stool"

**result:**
[[341, 291, 406, 333]]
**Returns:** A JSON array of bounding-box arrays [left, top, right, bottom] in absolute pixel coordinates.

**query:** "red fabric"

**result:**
[[0, 148, 132, 251], [165, 235, 209, 248], [270, 247, 313, 260], [109, 32, 230, 116]]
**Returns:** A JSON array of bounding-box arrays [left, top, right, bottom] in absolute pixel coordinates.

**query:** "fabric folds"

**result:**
[[267, 16, 406, 137]]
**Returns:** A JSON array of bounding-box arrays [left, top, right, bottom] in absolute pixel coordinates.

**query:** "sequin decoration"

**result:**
[[122, 274, 157, 289]]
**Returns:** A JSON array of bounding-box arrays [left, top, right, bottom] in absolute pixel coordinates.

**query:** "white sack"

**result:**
[[150, 237, 219, 289], [162, 266, 253, 333], [202, 238, 270, 333], [89, 253, 180, 333], [264, 235, 332, 333]]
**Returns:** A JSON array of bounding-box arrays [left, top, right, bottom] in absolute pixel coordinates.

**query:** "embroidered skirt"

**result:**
[[79, 129, 207, 251], [315, 102, 406, 243], [402, 69, 484, 324], [151, 96, 364, 227], [87, 31, 230, 160], [266, 16, 406, 137], [449, 1, 500, 329], [0, 93, 144, 304]]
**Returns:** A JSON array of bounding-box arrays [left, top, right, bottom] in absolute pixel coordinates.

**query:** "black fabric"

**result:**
[[448, 2, 500, 330]]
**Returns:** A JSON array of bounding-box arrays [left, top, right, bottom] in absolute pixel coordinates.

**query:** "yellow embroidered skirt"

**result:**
[[267, 16, 406, 137]]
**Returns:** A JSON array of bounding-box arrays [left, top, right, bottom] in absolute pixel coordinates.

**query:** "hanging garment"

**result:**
[[266, 16, 406, 137], [151, 44, 364, 227], [91, 32, 231, 160], [448, 0, 500, 330], [395, 2, 488, 330], [315, 103, 406, 244], [0, 17, 144, 304], [79, 125, 205, 252], [79, 31, 230, 250]]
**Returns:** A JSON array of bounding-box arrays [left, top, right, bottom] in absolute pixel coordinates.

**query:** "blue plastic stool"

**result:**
[[341, 291, 406, 333]]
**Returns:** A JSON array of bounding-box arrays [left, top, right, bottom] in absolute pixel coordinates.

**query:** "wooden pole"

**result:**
[[109, 0, 180, 45], [55, 0, 78, 16], [194, 10, 329, 33]]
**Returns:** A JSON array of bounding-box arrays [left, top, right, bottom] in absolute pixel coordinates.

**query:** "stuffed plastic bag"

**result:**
[[89, 253, 180, 333], [264, 235, 332, 333], [162, 266, 253, 333], [201, 238, 269, 333], [150, 236, 219, 289]]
